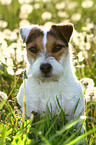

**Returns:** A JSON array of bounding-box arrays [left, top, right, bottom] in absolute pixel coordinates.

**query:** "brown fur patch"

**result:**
[[26, 35, 44, 60], [46, 34, 68, 61]]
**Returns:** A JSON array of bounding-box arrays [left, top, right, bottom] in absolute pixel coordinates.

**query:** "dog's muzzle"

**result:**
[[40, 63, 52, 77]]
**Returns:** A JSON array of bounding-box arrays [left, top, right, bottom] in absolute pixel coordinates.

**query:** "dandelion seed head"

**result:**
[[0, 20, 8, 28], [58, 11, 69, 18], [81, 0, 93, 9], [80, 78, 94, 91], [67, 2, 78, 10], [18, 0, 33, 4], [19, 20, 30, 27], [0, 91, 7, 101], [71, 13, 81, 22], [85, 87, 96, 102], [0, 0, 12, 5], [42, 12, 52, 20], [34, 3, 40, 9], [56, 2, 65, 10]]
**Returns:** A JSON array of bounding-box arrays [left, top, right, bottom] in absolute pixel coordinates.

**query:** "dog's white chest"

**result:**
[[17, 76, 82, 118]]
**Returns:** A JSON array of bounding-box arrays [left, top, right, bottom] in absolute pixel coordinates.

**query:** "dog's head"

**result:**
[[20, 24, 73, 82]]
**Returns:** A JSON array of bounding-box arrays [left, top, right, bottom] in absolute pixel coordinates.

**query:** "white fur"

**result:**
[[43, 31, 47, 53], [17, 25, 84, 130], [20, 24, 43, 43]]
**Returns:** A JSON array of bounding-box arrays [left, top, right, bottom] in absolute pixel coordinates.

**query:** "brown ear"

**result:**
[[52, 24, 73, 42]]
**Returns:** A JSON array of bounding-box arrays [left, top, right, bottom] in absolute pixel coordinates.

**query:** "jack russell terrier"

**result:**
[[17, 23, 84, 129]]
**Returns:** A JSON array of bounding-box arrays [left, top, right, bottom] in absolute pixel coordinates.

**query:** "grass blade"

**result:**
[[66, 127, 96, 145]]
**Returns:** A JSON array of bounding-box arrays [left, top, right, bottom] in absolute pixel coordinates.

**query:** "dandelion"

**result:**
[[0, 20, 8, 28], [0, 32, 6, 41], [75, 64, 85, 68], [7, 67, 25, 75], [10, 32, 18, 41], [6, 58, 13, 66], [80, 78, 94, 91], [3, 29, 12, 35], [0, 40, 7, 50], [81, 0, 93, 9], [19, 4, 33, 19], [55, 2, 65, 10], [19, 20, 30, 27], [0, 91, 7, 101], [42, 0, 51, 2], [85, 87, 96, 102], [33, 3, 40, 9], [18, 0, 33, 4], [20, 4, 33, 14], [58, 11, 69, 18], [61, 19, 71, 25], [85, 42, 91, 50], [43, 22, 54, 29], [78, 51, 84, 62], [16, 50, 25, 62], [82, 23, 94, 31], [42, 12, 52, 20], [71, 13, 81, 22], [67, 2, 78, 10], [0, 0, 12, 5]]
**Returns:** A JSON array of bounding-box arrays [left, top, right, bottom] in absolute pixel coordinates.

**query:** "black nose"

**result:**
[[40, 63, 52, 74]]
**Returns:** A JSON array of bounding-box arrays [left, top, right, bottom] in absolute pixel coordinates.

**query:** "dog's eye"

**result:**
[[28, 47, 38, 54], [52, 44, 64, 53]]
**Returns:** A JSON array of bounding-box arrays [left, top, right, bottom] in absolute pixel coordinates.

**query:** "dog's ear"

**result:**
[[19, 25, 38, 43], [52, 24, 73, 42]]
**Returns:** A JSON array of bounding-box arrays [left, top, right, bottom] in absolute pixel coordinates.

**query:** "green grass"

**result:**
[[0, 0, 96, 144]]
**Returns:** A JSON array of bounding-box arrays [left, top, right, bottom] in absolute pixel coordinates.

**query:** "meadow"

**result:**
[[0, 0, 96, 144]]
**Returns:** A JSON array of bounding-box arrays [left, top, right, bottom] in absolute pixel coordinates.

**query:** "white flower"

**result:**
[[3, 29, 12, 39], [0, 20, 8, 28], [0, 40, 7, 50], [56, 2, 65, 10], [82, 23, 94, 31], [71, 13, 81, 21], [7, 67, 25, 75], [19, 20, 30, 27], [85, 87, 96, 102], [43, 22, 54, 29], [33, 3, 40, 9], [0, 0, 12, 5], [20, 4, 33, 19], [42, 0, 51, 2], [0, 91, 7, 101], [0, 32, 7, 41], [85, 42, 91, 50], [18, 0, 33, 4], [58, 11, 69, 18], [78, 51, 84, 62], [67, 2, 78, 10], [80, 78, 94, 91], [20, 4, 33, 14], [81, 0, 93, 8], [10, 32, 18, 41], [42, 12, 52, 20]]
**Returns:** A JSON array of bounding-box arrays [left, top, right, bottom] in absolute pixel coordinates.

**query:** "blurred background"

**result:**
[[0, 0, 96, 100]]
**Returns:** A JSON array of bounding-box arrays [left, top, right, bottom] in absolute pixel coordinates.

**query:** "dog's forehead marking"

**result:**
[[43, 30, 48, 53]]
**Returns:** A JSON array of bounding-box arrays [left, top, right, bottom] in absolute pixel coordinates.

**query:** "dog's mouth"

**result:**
[[41, 73, 52, 78], [37, 74, 59, 83]]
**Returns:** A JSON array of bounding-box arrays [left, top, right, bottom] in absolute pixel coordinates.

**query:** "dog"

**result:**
[[17, 23, 84, 130]]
